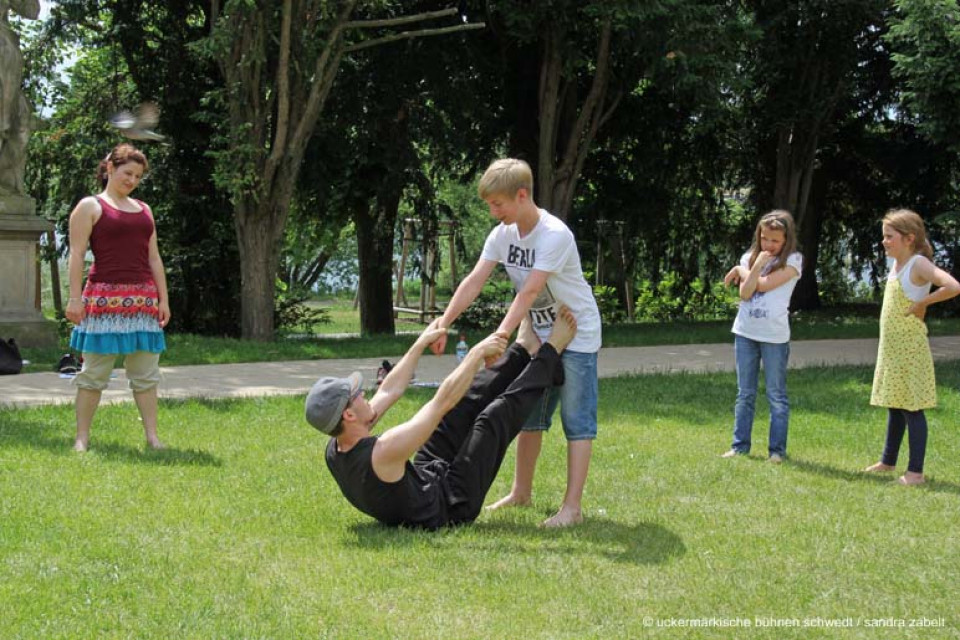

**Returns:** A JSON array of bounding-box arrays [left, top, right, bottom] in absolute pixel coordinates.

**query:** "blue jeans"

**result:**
[[522, 349, 598, 441], [732, 335, 790, 456]]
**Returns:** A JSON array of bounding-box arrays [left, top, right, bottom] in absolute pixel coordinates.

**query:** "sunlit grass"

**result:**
[[2, 362, 958, 638]]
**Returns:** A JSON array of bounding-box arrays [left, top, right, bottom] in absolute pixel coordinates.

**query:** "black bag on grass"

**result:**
[[0, 338, 23, 375]]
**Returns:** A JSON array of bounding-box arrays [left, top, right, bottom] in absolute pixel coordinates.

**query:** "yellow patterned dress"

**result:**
[[870, 268, 936, 411]]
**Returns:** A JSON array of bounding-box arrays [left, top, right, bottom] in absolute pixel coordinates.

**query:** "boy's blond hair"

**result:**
[[478, 158, 534, 199]]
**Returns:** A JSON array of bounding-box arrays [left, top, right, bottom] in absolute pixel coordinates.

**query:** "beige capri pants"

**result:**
[[74, 351, 162, 392]]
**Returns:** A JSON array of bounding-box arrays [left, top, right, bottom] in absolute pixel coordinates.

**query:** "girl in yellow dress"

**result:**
[[864, 210, 959, 485]]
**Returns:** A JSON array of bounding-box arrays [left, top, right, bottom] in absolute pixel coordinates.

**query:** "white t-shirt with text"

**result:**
[[481, 209, 601, 353], [731, 251, 803, 344]]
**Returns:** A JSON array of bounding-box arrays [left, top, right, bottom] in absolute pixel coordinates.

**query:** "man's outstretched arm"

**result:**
[[371, 333, 507, 482], [369, 321, 446, 422]]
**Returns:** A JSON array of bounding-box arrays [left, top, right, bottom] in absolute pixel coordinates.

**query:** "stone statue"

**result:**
[[0, 0, 40, 196]]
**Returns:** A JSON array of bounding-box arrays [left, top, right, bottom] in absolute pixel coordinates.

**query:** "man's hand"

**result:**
[[429, 326, 449, 355], [471, 332, 508, 366], [416, 320, 447, 351]]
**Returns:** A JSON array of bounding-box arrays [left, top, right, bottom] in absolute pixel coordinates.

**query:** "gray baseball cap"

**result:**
[[305, 371, 363, 435]]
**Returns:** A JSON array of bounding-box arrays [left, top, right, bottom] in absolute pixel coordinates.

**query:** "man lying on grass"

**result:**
[[305, 309, 577, 529]]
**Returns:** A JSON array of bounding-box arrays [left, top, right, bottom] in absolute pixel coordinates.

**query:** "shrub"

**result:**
[[455, 280, 514, 331]]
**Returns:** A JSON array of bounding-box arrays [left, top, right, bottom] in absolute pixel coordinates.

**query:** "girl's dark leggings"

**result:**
[[881, 408, 928, 473]]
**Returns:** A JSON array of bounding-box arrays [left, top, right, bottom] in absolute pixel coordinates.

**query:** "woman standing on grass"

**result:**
[[721, 210, 803, 463], [863, 210, 959, 485], [65, 143, 170, 452]]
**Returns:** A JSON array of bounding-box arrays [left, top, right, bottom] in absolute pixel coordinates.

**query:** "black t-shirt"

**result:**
[[325, 436, 447, 529]]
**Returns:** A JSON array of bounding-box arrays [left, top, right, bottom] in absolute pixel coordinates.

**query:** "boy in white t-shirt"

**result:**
[[432, 158, 601, 527]]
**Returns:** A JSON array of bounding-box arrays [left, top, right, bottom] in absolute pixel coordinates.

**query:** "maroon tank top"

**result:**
[[87, 196, 155, 283]]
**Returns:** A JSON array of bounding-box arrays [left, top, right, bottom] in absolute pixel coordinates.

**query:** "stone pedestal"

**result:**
[[0, 195, 58, 348]]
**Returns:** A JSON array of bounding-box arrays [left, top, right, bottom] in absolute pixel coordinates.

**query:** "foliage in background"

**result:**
[[453, 279, 515, 331], [23, 0, 241, 337], [634, 274, 738, 322]]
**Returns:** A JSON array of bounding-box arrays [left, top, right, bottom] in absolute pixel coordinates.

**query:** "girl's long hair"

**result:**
[[882, 209, 934, 260], [748, 209, 798, 270]]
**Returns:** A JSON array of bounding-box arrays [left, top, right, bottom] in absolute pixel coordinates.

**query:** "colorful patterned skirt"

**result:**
[[69, 281, 166, 355]]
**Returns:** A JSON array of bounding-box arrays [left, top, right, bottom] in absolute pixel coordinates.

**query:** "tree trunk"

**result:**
[[536, 16, 615, 221], [355, 191, 400, 336], [236, 201, 283, 340], [772, 124, 822, 310]]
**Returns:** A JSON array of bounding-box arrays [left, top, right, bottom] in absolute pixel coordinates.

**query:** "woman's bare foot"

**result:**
[[540, 504, 583, 528], [863, 462, 895, 473], [73, 438, 88, 452], [547, 306, 577, 353], [898, 472, 925, 486], [485, 492, 532, 511]]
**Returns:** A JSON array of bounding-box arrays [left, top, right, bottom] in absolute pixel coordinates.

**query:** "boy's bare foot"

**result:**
[[485, 492, 532, 511], [898, 472, 925, 486], [540, 504, 583, 528], [73, 438, 88, 452], [516, 318, 540, 355], [546, 306, 576, 353], [863, 462, 895, 473]]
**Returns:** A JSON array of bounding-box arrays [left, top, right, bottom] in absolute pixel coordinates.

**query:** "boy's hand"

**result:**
[[416, 320, 447, 350], [429, 325, 449, 355], [723, 266, 742, 287]]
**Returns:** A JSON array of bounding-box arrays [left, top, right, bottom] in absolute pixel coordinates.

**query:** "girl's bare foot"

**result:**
[[863, 462, 895, 473], [146, 438, 166, 450], [540, 504, 583, 528], [898, 472, 925, 486], [73, 438, 88, 452], [485, 492, 532, 511]]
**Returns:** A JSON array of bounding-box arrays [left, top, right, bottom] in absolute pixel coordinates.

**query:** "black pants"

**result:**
[[881, 408, 928, 474], [413, 342, 563, 525]]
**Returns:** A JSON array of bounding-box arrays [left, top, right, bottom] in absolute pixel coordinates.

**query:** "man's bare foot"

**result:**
[[898, 472, 925, 486], [546, 306, 577, 353], [863, 462, 895, 473], [485, 492, 532, 511], [516, 318, 540, 355], [540, 504, 583, 528], [73, 438, 88, 452]]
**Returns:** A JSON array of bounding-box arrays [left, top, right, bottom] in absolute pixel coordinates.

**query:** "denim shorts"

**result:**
[[522, 349, 598, 441]]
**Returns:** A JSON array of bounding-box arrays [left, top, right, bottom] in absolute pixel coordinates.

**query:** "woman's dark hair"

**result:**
[[97, 143, 148, 188]]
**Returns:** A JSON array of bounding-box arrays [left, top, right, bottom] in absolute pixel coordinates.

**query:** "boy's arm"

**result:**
[[371, 333, 507, 482], [495, 269, 551, 337], [370, 321, 447, 421], [431, 258, 498, 354]]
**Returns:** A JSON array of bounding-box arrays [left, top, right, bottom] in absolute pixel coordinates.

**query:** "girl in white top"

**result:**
[[722, 210, 803, 462], [864, 209, 960, 486]]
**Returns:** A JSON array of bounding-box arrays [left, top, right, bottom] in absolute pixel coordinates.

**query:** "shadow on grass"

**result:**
[[788, 456, 960, 495], [0, 418, 222, 467], [347, 518, 685, 566]]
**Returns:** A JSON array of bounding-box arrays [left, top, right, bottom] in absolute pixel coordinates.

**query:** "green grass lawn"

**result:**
[[2, 362, 958, 638]]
